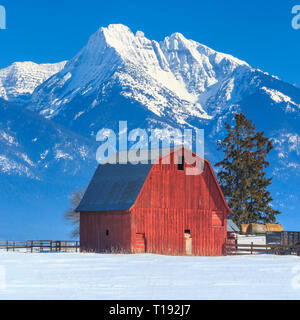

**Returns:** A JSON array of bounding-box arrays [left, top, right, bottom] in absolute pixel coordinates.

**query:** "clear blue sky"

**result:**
[[0, 0, 299, 87]]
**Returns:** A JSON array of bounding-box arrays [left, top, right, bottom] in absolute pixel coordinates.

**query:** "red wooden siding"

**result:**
[[212, 211, 224, 227], [79, 148, 230, 256], [130, 149, 228, 256], [131, 208, 226, 255], [133, 152, 229, 212], [80, 211, 131, 252]]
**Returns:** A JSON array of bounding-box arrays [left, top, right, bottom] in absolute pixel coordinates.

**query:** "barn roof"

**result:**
[[76, 162, 153, 212], [76, 148, 172, 212], [227, 217, 240, 232]]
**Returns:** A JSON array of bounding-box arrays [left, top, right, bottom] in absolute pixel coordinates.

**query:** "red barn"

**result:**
[[77, 147, 233, 256]]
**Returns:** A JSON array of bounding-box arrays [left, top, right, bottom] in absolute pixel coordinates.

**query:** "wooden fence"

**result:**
[[0, 240, 80, 253], [226, 241, 300, 256], [1, 239, 299, 255]]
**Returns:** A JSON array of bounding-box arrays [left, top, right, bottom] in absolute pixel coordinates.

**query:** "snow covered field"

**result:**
[[0, 252, 300, 300]]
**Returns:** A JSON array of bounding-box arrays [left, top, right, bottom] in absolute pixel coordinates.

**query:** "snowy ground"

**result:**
[[0, 252, 300, 300]]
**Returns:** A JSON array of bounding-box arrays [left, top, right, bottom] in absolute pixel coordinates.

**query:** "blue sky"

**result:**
[[0, 0, 299, 87]]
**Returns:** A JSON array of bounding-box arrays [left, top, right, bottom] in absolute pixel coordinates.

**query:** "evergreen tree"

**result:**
[[215, 113, 280, 226]]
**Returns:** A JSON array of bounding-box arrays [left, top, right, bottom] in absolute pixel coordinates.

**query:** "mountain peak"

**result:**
[[90, 24, 137, 48], [29, 24, 258, 121], [105, 23, 132, 32], [168, 32, 187, 41], [0, 61, 66, 101]]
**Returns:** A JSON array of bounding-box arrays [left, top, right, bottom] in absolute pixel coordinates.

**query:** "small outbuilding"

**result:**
[[76, 147, 233, 256]]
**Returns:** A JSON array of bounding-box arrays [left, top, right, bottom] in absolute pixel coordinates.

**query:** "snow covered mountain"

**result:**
[[1, 24, 300, 237], [29, 24, 254, 129], [27, 25, 300, 182], [0, 61, 66, 102], [28, 25, 300, 137], [0, 98, 96, 180]]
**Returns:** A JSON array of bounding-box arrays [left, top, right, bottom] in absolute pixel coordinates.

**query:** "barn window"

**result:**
[[106, 229, 109, 236], [178, 156, 184, 170], [184, 229, 190, 234]]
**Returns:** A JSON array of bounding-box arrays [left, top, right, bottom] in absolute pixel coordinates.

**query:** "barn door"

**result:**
[[135, 233, 146, 253], [184, 230, 192, 255]]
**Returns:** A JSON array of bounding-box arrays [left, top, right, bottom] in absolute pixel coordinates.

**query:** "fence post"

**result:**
[[6, 241, 8, 252], [13, 241, 15, 252], [50, 240, 52, 252], [251, 242, 253, 255], [31, 240, 33, 253], [59, 241, 61, 252], [76, 241, 78, 253]]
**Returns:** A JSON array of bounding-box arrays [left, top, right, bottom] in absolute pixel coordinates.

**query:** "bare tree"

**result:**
[[64, 190, 84, 238]]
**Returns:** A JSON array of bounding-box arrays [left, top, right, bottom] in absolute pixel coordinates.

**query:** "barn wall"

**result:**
[[131, 149, 228, 256], [131, 208, 226, 255], [80, 211, 131, 253], [134, 152, 228, 212]]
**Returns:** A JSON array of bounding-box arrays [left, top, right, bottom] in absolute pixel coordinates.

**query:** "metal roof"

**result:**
[[76, 162, 153, 212], [77, 148, 180, 212], [227, 217, 240, 232]]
